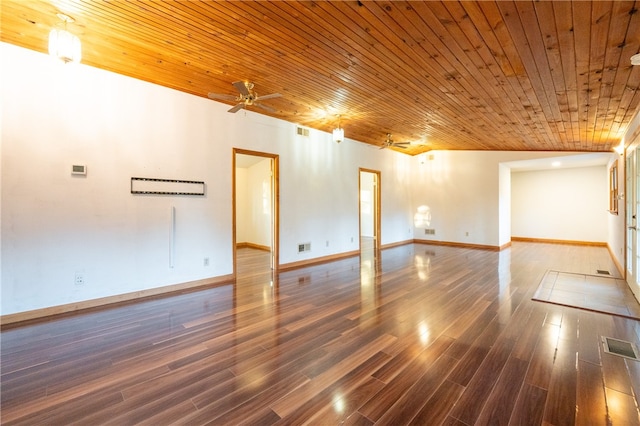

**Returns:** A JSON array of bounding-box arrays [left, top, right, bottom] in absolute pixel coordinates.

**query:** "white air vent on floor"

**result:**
[[298, 242, 311, 253], [602, 336, 639, 360], [297, 127, 310, 137], [425, 229, 436, 235]]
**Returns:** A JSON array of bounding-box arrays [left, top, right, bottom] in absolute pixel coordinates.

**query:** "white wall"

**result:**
[[411, 150, 611, 247], [360, 171, 374, 237], [1, 43, 415, 315], [498, 163, 511, 247], [1, 42, 624, 316], [236, 158, 271, 247], [235, 167, 249, 243], [511, 166, 608, 242], [606, 154, 625, 270]]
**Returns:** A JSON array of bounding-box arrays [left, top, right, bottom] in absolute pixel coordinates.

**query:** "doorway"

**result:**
[[359, 168, 381, 253], [233, 149, 279, 277]]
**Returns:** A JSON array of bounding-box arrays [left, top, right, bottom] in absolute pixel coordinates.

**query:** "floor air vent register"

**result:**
[[602, 336, 639, 361]]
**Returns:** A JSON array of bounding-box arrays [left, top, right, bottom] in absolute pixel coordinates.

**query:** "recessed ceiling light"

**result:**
[[631, 53, 640, 66]]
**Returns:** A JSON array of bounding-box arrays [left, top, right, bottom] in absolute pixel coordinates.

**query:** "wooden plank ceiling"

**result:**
[[2, 0, 640, 154]]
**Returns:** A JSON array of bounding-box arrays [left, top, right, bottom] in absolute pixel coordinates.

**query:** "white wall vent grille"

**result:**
[[297, 127, 310, 137], [298, 242, 311, 253], [425, 229, 436, 235]]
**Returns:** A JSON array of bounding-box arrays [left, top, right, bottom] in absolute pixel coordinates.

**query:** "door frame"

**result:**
[[359, 168, 381, 252], [625, 145, 640, 302], [232, 148, 280, 277]]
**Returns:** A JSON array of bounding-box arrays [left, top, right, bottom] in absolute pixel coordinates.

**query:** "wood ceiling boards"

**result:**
[[2, 0, 640, 154]]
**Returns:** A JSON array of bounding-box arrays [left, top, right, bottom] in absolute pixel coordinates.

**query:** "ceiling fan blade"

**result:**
[[232, 81, 250, 96], [254, 102, 276, 113], [256, 93, 282, 101], [208, 93, 237, 101], [228, 103, 245, 113]]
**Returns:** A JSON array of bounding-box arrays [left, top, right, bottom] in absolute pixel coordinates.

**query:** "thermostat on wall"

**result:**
[[71, 164, 87, 175]]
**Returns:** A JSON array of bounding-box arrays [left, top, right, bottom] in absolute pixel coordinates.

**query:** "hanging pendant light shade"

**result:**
[[49, 14, 81, 64], [332, 115, 344, 143], [332, 127, 344, 144]]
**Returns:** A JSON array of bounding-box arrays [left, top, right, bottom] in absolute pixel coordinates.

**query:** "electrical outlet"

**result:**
[[465, 231, 469, 236], [203, 257, 210, 266], [326, 240, 329, 247], [74, 273, 85, 286]]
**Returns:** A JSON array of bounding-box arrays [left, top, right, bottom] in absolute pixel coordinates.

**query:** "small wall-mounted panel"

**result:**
[[131, 177, 205, 196], [71, 165, 87, 175]]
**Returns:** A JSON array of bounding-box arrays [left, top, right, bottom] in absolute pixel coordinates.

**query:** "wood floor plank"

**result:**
[[271, 351, 390, 425], [577, 312, 603, 365], [408, 379, 465, 425], [375, 354, 459, 425], [508, 383, 547, 426], [525, 321, 559, 390], [270, 333, 397, 419], [543, 316, 578, 426], [605, 387, 640, 426], [475, 356, 529, 425], [446, 314, 503, 387], [576, 359, 608, 425], [2, 243, 640, 425], [448, 335, 517, 424], [305, 376, 385, 426], [358, 335, 455, 422]]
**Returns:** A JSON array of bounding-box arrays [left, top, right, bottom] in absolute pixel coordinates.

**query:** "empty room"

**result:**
[[2, 1, 640, 425]]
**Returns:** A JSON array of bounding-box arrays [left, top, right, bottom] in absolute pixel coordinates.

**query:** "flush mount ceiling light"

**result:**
[[332, 115, 344, 143], [631, 53, 640, 66], [49, 13, 81, 64]]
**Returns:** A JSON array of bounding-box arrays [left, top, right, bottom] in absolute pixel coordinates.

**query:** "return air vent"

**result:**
[[298, 242, 311, 253], [297, 127, 310, 137], [602, 336, 639, 360], [424, 229, 436, 235]]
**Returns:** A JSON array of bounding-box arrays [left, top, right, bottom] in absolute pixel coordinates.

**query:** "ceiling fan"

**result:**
[[380, 133, 411, 149], [208, 81, 282, 113]]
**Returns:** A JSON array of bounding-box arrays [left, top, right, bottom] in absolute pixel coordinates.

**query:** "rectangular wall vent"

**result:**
[[602, 336, 639, 360], [298, 242, 311, 253], [71, 164, 87, 175], [425, 229, 436, 235], [297, 127, 310, 137]]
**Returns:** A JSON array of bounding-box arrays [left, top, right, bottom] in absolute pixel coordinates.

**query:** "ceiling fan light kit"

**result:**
[[208, 81, 281, 113], [382, 133, 411, 149]]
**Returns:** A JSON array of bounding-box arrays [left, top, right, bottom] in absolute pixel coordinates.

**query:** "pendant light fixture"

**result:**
[[332, 115, 344, 143], [49, 13, 81, 64]]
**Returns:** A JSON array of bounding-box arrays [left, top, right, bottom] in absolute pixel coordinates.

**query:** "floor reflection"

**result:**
[[360, 237, 381, 314]]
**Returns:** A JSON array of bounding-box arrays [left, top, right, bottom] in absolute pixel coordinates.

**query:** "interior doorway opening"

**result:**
[[233, 149, 279, 277], [359, 168, 381, 255]]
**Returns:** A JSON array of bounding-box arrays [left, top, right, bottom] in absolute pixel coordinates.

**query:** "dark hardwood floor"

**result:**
[[2, 242, 640, 425]]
